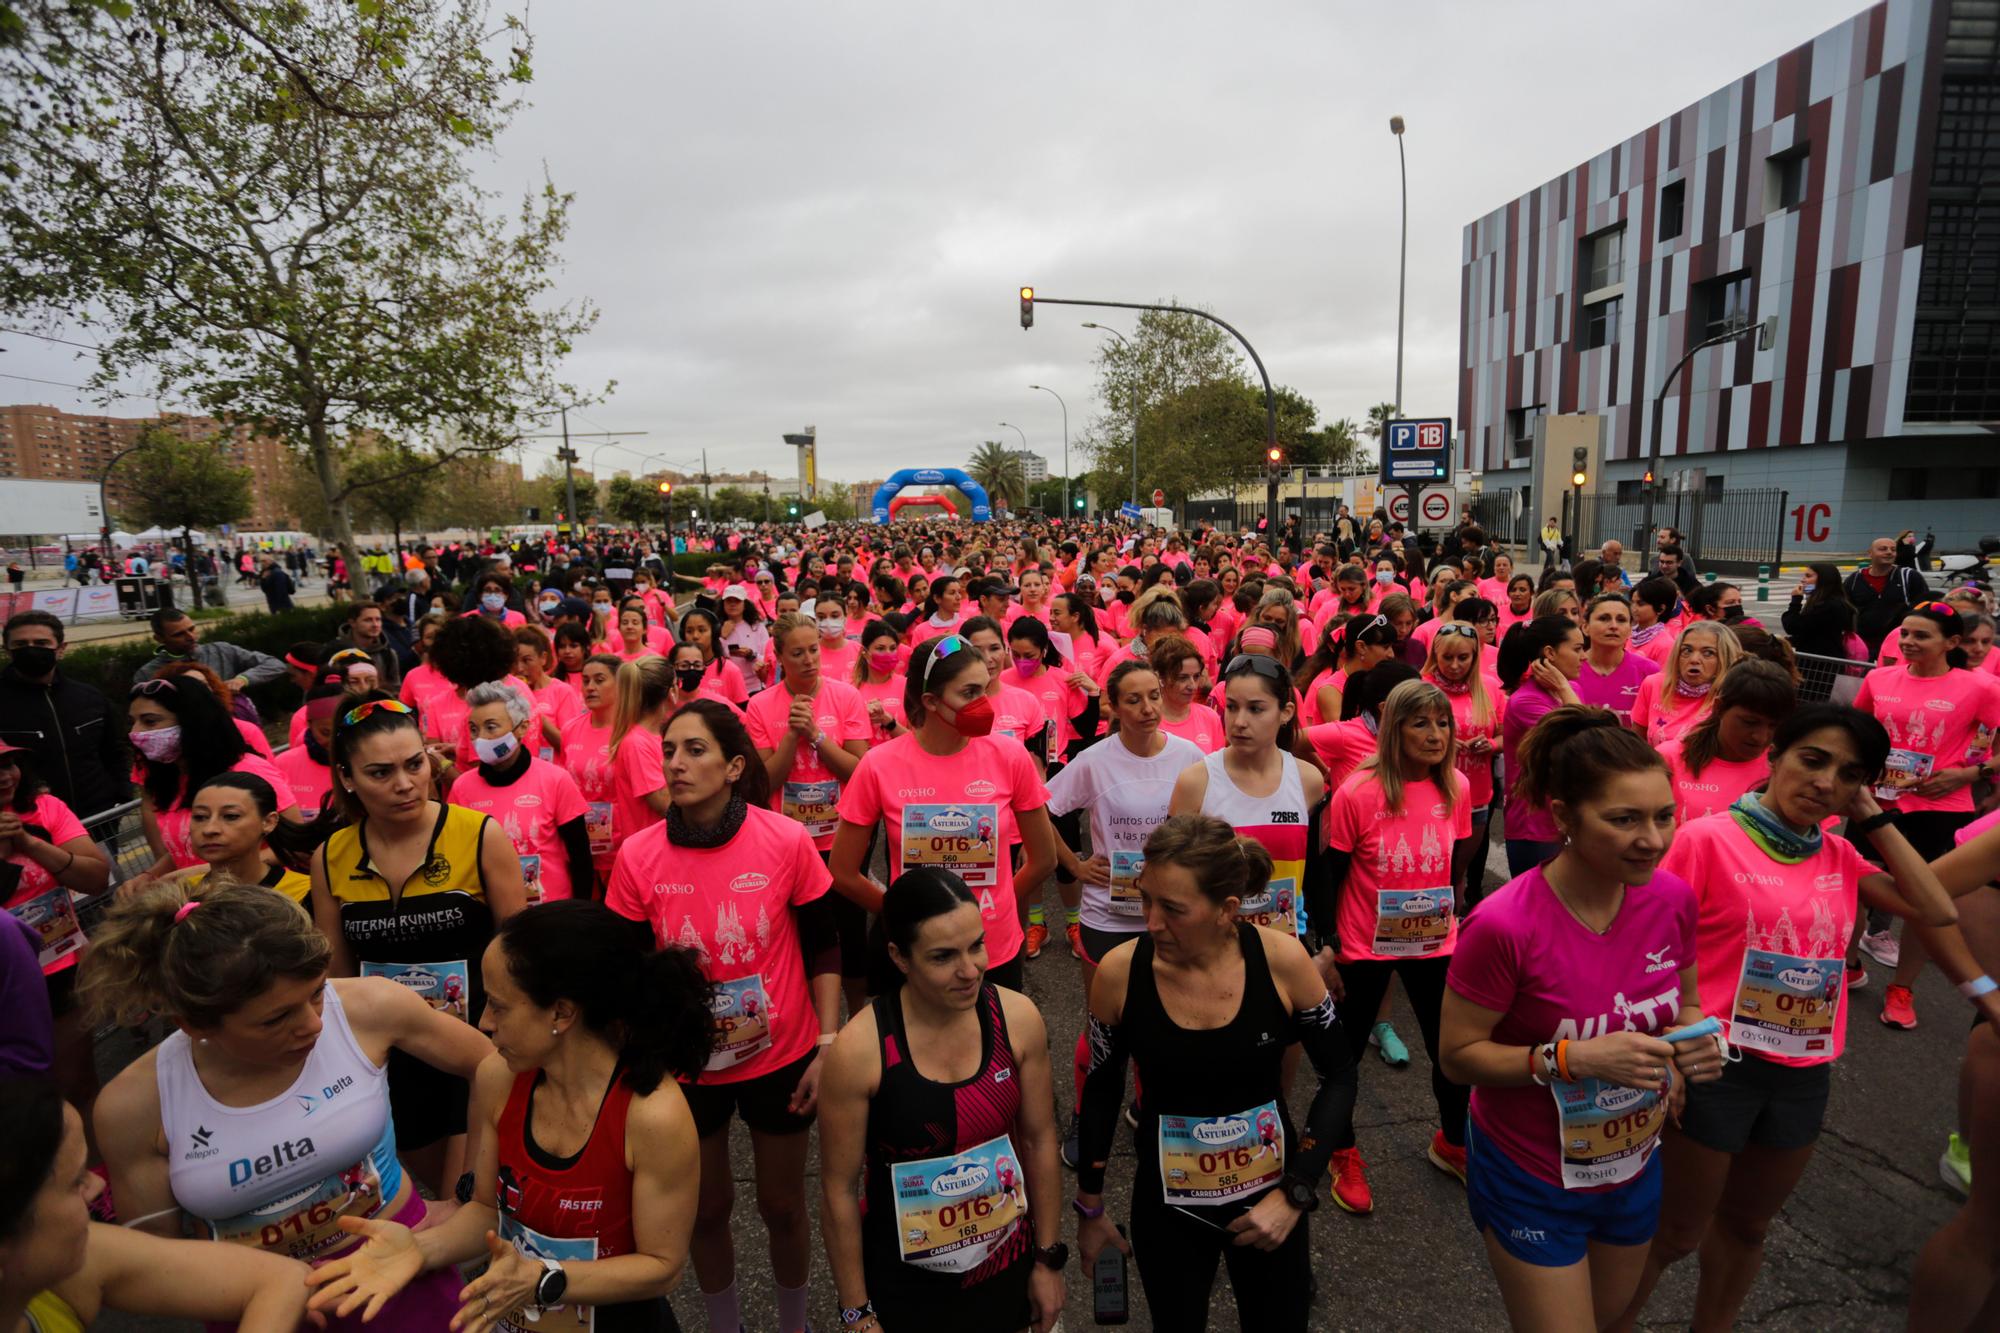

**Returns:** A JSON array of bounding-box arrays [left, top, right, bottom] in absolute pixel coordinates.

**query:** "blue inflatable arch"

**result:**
[[871, 467, 992, 523]]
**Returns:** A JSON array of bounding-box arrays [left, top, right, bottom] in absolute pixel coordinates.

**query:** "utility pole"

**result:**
[[1029, 384, 1070, 517], [518, 421, 647, 531]]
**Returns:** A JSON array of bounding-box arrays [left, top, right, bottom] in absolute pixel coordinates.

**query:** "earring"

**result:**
[[550, 1026, 560, 1037]]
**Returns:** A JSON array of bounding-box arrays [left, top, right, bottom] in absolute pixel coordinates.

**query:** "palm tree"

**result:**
[[966, 440, 1028, 512], [1364, 401, 1401, 446], [1320, 417, 1362, 467]]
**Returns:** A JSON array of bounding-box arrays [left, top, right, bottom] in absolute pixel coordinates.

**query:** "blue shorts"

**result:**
[[1464, 1119, 1662, 1267]]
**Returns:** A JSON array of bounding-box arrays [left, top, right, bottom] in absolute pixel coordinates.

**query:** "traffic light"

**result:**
[[1073, 495, 1085, 510], [1570, 446, 1588, 489], [788, 502, 800, 517], [657, 480, 672, 496], [1019, 287, 1034, 329], [1641, 468, 1655, 485], [1266, 446, 1284, 474]]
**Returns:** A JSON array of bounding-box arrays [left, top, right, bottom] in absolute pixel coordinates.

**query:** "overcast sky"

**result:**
[[4, 0, 1864, 488]]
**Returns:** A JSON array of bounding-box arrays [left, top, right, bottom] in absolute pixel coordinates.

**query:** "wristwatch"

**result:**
[[1279, 1173, 1321, 1214], [534, 1259, 567, 1307], [1034, 1241, 1070, 1271]]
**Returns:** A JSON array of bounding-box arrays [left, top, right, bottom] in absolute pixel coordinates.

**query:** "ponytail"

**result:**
[[867, 867, 979, 995], [496, 900, 715, 1094], [609, 657, 674, 759], [1512, 705, 1665, 817]]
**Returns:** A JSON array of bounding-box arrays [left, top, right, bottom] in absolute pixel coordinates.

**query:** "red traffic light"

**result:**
[[657, 480, 672, 495], [1266, 447, 1283, 465]]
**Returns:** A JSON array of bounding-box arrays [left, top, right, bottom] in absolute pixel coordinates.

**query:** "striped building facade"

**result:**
[[1458, 0, 2000, 551]]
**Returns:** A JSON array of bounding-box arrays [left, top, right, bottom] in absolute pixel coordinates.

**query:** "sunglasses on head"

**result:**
[[1223, 653, 1288, 684], [1912, 601, 1959, 619], [922, 635, 973, 690], [339, 699, 415, 730], [130, 678, 175, 698], [1434, 623, 1480, 640]]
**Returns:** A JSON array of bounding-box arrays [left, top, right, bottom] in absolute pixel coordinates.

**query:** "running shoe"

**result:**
[[1023, 922, 1048, 961], [1859, 928, 1901, 968], [1880, 983, 1919, 1030], [1941, 1132, 1972, 1196], [1846, 961, 1869, 990], [1066, 922, 1085, 961], [1327, 1147, 1374, 1214], [1426, 1130, 1468, 1185], [1060, 1113, 1079, 1171], [1370, 1020, 1411, 1067]]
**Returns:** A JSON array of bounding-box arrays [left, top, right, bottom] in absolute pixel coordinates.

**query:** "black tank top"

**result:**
[[863, 985, 1027, 1289], [1124, 923, 1294, 1212]]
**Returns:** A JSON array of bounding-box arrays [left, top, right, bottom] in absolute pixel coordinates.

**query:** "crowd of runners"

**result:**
[[4, 513, 2000, 1332]]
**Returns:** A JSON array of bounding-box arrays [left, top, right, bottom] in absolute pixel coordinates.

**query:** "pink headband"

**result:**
[[173, 900, 201, 925], [1239, 626, 1278, 652]]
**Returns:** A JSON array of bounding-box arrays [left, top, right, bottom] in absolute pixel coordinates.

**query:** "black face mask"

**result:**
[[675, 666, 706, 693], [8, 645, 56, 677], [1117, 589, 1136, 605], [304, 731, 331, 764]]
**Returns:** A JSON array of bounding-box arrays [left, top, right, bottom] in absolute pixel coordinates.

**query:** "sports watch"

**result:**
[[1034, 1241, 1070, 1270], [534, 1259, 567, 1307], [1279, 1173, 1320, 1214]]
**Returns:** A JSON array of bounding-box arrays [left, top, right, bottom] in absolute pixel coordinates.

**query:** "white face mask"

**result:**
[[473, 733, 519, 765], [818, 617, 846, 638]]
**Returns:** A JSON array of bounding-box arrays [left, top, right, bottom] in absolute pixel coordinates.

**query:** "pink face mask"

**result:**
[[867, 650, 900, 675], [1012, 659, 1044, 681]]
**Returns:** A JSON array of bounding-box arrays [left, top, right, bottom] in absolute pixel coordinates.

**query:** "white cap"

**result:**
[[721, 583, 751, 602]]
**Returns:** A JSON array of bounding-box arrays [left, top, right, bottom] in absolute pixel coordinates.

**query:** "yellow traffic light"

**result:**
[[1571, 470, 1588, 487], [657, 480, 672, 495], [1266, 447, 1283, 464], [1019, 287, 1035, 330]]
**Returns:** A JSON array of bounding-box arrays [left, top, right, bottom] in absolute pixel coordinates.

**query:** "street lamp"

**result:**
[[997, 421, 1027, 513], [1028, 384, 1069, 517], [1390, 116, 1408, 419], [1082, 322, 1140, 507], [1640, 315, 1779, 542]]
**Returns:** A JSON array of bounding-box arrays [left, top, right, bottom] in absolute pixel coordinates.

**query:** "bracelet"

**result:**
[[1071, 1197, 1106, 1219], [1959, 975, 1999, 999], [838, 1299, 877, 1328], [1555, 1039, 1572, 1082], [1527, 1043, 1545, 1086], [816, 1032, 838, 1047], [1851, 810, 1899, 836]]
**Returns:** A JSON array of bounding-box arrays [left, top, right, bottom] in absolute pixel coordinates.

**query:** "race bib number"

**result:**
[[1550, 1079, 1663, 1189], [891, 1133, 1026, 1274], [1373, 886, 1455, 957], [1157, 1101, 1285, 1206], [359, 959, 471, 1022], [520, 854, 543, 903], [585, 801, 615, 855], [706, 974, 775, 1072], [782, 779, 842, 839], [1876, 748, 1933, 801], [901, 803, 999, 888], [1108, 850, 1144, 915], [1730, 949, 1843, 1058], [8, 886, 86, 969], [208, 1159, 384, 1261], [1235, 876, 1297, 938], [497, 1217, 597, 1333]]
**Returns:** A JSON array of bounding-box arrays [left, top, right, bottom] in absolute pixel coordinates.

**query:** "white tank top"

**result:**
[[157, 982, 403, 1260], [1199, 748, 1312, 937]]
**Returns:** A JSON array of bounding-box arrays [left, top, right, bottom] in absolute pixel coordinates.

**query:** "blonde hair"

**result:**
[[1531, 587, 1579, 620], [77, 875, 329, 1029], [1252, 586, 1303, 667], [1356, 679, 1461, 817], [769, 611, 818, 685], [1652, 620, 1743, 712], [609, 656, 675, 758], [1420, 628, 1496, 730]]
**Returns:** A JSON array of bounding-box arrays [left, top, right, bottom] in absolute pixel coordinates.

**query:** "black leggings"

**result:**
[[1863, 810, 1973, 933], [1333, 954, 1467, 1148], [1130, 1189, 1311, 1333]]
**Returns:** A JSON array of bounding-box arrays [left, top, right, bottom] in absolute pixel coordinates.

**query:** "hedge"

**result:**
[[58, 604, 354, 713]]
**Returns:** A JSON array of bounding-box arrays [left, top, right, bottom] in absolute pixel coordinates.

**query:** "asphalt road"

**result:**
[[93, 823, 1968, 1333]]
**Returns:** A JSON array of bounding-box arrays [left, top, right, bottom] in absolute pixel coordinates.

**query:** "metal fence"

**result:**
[[1469, 489, 1533, 552], [1574, 487, 1791, 572], [1793, 649, 1870, 707]]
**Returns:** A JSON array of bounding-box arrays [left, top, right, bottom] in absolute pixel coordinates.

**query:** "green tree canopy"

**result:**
[[1, 0, 601, 581], [966, 440, 1028, 512], [119, 424, 254, 541]]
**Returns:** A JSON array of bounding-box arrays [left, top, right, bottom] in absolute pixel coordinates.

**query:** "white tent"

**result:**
[[63, 531, 139, 549]]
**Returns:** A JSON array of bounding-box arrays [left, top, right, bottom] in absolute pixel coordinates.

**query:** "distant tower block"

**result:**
[[782, 427, 816, 501]]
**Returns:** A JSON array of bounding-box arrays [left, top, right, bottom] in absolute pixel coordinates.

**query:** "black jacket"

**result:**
[[0, 668, 131, 819], [1843, 565, 1929, 655], [1781, 595, 1857, 660]]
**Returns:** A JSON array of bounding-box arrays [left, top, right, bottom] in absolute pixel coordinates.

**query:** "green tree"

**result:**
[[120, 424, 254, 590], [605, 475, 667, 528], [1083, 304, 1249, 503], [1365, 402, 1402, 449], [1, 1, 601, 584], [1306, 417, 1363, 469], [966, 441, 1028, 512], [345, 446, 440, 565]]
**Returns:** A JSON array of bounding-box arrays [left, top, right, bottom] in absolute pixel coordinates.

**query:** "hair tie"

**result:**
[[173, 900, 201, 925]]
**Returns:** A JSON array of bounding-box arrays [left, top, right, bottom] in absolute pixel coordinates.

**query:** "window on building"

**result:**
[[1615, 479, 1645, 504], [1767, 146, 1809, 212], [1505, 404, 1546, 462], [1581, 224, 1625, 295], [1659, 180, 1686, 241], [1692, 269, 1755, 339], [1582, 296, 1622, 350]]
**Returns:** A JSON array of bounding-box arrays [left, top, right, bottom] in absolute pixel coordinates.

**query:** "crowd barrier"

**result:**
[[1793, 649, 1868, 707]]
